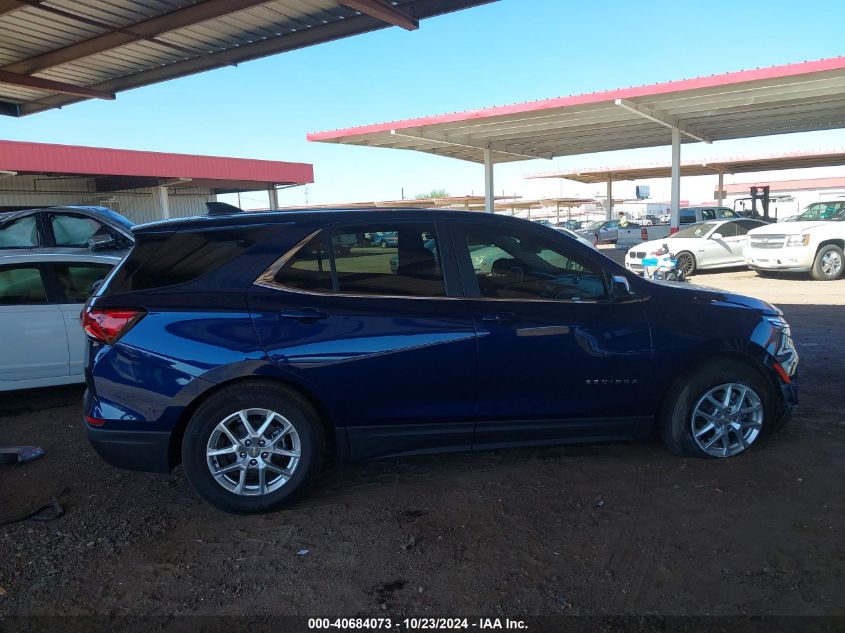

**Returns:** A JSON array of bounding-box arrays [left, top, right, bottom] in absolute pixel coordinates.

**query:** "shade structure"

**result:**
[[309, 57, 845, 163], [0, 0, 496, 116], [527, 150, 845, 184]]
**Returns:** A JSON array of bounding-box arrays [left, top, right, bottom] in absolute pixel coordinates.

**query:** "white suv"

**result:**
[[745, 201, 845, 280]]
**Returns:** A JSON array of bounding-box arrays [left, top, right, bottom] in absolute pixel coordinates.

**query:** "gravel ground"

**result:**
[[0, 269, 843, 619]]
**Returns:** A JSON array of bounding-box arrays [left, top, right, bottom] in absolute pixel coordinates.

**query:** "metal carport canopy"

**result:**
[[526, 150, 845, 184], [308, 56, 845, 226], [526, 149, 845, 207], [0, 0, 496, 117]]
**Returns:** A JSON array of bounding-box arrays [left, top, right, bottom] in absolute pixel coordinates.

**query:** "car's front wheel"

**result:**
[[811, 244, 844, 281], [659, 359, 778, 459], [675, 251, 696, 277], [182, 382, 325, 513]]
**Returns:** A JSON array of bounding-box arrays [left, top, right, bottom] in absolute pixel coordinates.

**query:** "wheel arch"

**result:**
[[167, 375, 341, 470], [655, 349, 784, 427], [815, 238, 845, 253]]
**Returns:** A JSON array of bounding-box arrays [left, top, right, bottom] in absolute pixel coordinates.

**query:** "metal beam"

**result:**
[[484, 148, 494, 213], [670, 127, 681, 232], [615, 98, 712, 144], [14, 0, 495, 116], [0, 0, 23, 17], [339, 0, 418, 30], [390, 129, 552, 161], [1, 0, 273, 76], [0, 70, 115, 100]]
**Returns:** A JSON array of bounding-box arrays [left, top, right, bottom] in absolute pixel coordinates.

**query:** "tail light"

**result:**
[[82, 308, 145, 345], [641, 228, 648, 241], [670, 227, 679, 235]]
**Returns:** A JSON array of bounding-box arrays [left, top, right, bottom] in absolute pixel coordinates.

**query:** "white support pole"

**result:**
[[156, 185, 170, 219], [716, 171, 724, 207], [484, 148, 494, 214], [606, 175, 613, 220], [670, 127, 681, 232], [268, 187, 279, 211]]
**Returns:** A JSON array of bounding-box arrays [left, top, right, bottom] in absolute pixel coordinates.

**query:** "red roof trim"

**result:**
[[0, 140, 313, 184], [308, 56, 845, 141]]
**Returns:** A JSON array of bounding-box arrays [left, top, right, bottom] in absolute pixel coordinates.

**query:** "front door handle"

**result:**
[[481, 312, 518, 325], [279, 308, 327, 322]]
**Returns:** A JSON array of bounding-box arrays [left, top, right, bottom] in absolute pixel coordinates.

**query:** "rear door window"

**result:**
[[0, 265, 48, 305], [0, 216, 39, 248], [274, 224, 446, 298], [679, 209, 697, 224], [50, 213, 110, 247], [715, 222, 738, 238], [53, 262, 115, 303]]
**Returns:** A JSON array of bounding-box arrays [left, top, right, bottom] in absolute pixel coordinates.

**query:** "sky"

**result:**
[[2, 0, 845, 209]]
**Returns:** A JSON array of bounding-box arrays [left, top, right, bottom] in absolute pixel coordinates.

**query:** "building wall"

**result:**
[[0, 175, 215, 224]]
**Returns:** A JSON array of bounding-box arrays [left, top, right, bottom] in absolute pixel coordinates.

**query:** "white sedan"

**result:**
[[0, 251, 122, 391], [625, 219, 767, 277]]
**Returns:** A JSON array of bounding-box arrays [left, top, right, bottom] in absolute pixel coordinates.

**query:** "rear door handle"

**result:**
[[279, 308, 327, 322], [481, 312, 518, 325]]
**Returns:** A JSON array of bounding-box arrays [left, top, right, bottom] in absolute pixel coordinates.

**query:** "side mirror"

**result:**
[[710, 232, 723, 240], [88, 234, 117, 251], [611, 274, 635, 299]]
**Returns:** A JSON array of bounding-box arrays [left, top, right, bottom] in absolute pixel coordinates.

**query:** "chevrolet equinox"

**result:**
[[82, 210, 799, 513]]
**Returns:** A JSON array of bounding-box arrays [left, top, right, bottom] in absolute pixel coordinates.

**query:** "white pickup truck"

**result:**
[[745, 201, 845, 280], [617, 206, 741, 250]]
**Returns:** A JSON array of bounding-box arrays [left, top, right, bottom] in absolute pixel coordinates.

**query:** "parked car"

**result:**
[[0, 206, 134, 256], [557, 219, 582, 231], [577, 219, 625, 244], [369, 231, 398, 248], [745, 201, 845, 280], [83, 209, 798, 513], [617, 206, 740, 250], [0, 251, 121, 391], [626, 219, 767, 277]]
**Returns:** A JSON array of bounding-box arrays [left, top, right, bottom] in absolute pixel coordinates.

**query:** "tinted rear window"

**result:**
[[106, 227, 269, 293]]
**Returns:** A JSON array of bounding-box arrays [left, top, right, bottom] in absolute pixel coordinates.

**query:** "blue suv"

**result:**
[[82, 210, 798, 513]]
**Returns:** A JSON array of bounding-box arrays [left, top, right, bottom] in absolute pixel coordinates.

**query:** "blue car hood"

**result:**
[[650, 280, 780, 315]]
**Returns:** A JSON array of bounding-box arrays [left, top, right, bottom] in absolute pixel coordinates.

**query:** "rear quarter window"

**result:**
[[105, 227, 271, 293]]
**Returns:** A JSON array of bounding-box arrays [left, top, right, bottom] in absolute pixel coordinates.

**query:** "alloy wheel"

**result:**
[[690, 383, 763, 457], [206, 408, 301, 496], [676, 253, 695, 277], [821, 251, 842, 277]]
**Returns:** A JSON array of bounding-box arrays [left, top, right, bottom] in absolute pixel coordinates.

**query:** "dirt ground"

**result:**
[[1, 267, 843, 620]]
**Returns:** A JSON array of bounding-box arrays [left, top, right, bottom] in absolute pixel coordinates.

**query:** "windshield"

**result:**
[[796, 201, 845, 222], [672, 222, 719, 239]]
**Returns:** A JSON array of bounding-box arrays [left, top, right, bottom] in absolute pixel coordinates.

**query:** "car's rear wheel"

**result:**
[[811, 244, 844, 281], [182, 382, 324, 514], [659, 359, 777, 459], [675, 251, 696, 277], [379, 239, 388, 248]]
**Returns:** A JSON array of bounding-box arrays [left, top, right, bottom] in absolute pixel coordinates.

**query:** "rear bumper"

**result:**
[[86, 424, 173, 473]]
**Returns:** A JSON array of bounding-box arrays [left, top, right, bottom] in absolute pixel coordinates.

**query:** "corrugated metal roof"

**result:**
[[0, 139, 314, 189], [308, 57, 845, 163], [527, 150, 845, 184], [0, 0, 496, 116]]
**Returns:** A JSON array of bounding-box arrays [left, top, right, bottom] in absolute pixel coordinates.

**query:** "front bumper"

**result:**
[[745, 249, 813, 272], [778, 382, 799, 427]]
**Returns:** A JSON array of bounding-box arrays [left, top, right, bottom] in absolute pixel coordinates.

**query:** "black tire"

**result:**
[[379, 240, 388, 248], [810, 244, 844, 281], [659, 358, 778, 459], [181, 381, 325, 514], [675, 251, 696, 277]]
